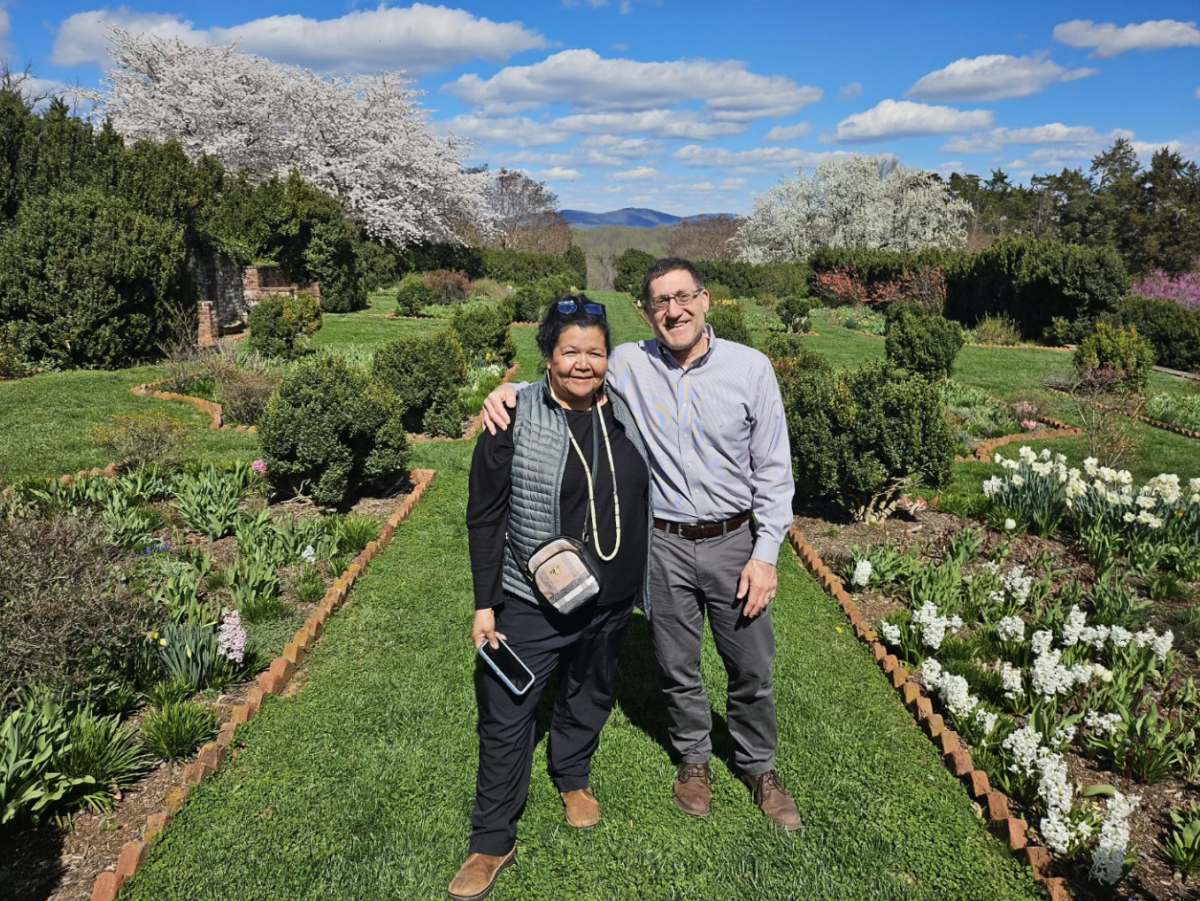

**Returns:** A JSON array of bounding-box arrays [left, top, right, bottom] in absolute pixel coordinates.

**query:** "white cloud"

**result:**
[[719, 177, 747, 191], [0, 5, 11, 53], [538, 167, 585, 181], [1053, 19, 1200, 58], [839, 82, 862, 101], [907, 54, 1097, 102], [444, 48, 822, 120], [445, 115, 569, 148], [610, 166, 658, 180], [765, 122, 813, 142], [1195, 87, 1200, 100], [673, 144, 850, 171], [834, 99, 993, 142], [556, 109, 746, 140], [54, 4, 546, 74], [942, 124, 1134, 155]]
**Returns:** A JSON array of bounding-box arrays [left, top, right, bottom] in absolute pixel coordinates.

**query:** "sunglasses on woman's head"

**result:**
[[557, 300, 606, 316]]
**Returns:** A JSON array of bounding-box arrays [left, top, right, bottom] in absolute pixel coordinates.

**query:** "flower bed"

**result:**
[[834, 447, 1200, 899], [0, 463, 423, 901]]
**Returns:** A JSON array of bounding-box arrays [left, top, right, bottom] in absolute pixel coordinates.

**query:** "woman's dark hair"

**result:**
[[535, 294, 612, 359]]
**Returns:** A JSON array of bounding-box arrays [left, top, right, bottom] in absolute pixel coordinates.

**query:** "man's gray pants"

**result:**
[[648, 524, 778, 775]]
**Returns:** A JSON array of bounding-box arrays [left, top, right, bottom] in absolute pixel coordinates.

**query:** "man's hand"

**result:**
[[473, 608, 507, 650], [737, 559, 778, 619], [480, 383, 519, 436]]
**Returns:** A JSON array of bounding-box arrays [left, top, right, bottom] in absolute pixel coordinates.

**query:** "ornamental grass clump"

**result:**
[[257, 355, 411, 507], [141, 701, 218, 763]]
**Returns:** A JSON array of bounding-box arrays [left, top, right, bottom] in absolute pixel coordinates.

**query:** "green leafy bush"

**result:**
[[0, 323, 27, 377], [779, 358, 954, 522], [304, 218, 366, 313], [1073, 322, 1155, 392], [0, 188, 190, 369], [502, 274, 574, 322], [1147, 392, 1200, 431], [694, 260, 810, 300], [372, 330, 469, 435], [257, 355, 411, 507], [885, 307, 964, 379], [141, 701, 218, 763], [60, 706, 150, 813], [88, 411, 194, 471], [776, 296, 818, 333], [0, 513, 154, 708], [424, 269, 473, 306], [1, 698, 91, 825], [612, 248, 658, 294], [705, 283, 734, 301], [396, 274, 434, 316], [1118, 295, 1200, 375], [706, 301, 752, 346], [451, 304, 517, 368], [247, 292, 322, 360], [761, 333, 826, 367], [968, 313, 1023, 345]]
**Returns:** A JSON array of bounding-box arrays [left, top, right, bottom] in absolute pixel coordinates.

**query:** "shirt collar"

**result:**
[[656, 324, 716, 371]]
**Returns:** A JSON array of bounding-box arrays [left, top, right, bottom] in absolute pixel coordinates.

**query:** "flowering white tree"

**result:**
[[90, 29, 491, 248], [734, 156, 972, 263]]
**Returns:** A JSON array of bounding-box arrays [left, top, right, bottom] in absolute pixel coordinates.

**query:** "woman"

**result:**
[[451, 296, 653, 900]]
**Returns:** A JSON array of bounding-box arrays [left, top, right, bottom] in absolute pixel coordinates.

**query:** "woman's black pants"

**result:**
[[469, 595, 633, 856]]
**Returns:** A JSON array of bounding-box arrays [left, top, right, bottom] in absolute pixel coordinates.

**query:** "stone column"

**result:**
[[198, 301, 220, 346]]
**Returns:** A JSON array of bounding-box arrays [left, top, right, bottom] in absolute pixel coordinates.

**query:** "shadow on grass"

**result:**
[[0, 822, 65, 901], [613, 613, 738, 775]]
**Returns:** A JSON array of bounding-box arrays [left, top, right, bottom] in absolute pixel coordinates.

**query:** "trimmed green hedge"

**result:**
[[372, 330, 469, 436], [809, 238, 1129, 340], [612, 249, 809, 300], [885, 308, 964, 379], [0, 188, 189, 369]]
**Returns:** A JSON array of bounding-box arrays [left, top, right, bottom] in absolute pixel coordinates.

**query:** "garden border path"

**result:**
[[85, 468, 438, 901], [953, 415, 1083, 463], [785, 524, 1072, 901]]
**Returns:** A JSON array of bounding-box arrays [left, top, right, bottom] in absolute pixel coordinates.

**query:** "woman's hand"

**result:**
[[473, 608, 507, 650]]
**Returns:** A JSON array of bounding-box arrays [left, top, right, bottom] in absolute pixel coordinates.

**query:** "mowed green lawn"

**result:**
[[122, 439, 1041, 901]]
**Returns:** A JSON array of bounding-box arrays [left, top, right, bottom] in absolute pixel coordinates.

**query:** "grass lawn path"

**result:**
[[122, 297, 1042, 899]]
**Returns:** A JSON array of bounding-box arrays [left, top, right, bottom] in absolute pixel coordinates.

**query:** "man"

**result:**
[[480, 257, 800, 830]]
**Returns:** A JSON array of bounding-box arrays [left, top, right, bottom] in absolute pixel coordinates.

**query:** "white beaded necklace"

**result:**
[[555, 386, 621, 562]]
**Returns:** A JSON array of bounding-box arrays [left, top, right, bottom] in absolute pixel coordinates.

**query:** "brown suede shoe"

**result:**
[[561, 787, 601, 828], [740, 770, 803, 831], [673, 762, 712, 817], [447, 847, 516, 901]]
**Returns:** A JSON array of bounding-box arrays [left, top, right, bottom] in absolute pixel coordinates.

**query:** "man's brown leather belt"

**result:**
[[653, 513, 751, 540]]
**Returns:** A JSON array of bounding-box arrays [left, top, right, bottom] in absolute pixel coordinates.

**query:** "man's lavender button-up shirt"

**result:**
[[606, 326, 794, 566]]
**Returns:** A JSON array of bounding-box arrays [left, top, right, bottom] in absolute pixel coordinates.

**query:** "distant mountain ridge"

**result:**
[[562, 207, 735, 228]]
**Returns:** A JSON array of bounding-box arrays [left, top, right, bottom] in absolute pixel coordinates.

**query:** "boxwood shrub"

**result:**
[[247, 292, 322, 360], [257, 355, 411, 507], [780, 358, 954, 522], [1117, 295, 1200, 375], [451, 304, 517, 367], [396, 275, 434, 316], [1073, 321, 1155, 392], [885, 307, 964, 379], [706, 301, 752, 346], [373, 330, 469, 436]]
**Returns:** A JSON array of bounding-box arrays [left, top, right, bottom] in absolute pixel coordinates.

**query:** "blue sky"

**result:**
[[6, 0, 1200, 216]]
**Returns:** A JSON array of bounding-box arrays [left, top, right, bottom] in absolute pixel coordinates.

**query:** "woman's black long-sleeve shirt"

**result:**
[[467, 399, 650, 610]]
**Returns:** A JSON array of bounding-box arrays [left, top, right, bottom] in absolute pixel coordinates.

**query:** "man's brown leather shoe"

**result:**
[[447, 847, 516, 901], [561, 788, 601, 829], [673, 762, 712, 817], [740, 770, 802, 831]]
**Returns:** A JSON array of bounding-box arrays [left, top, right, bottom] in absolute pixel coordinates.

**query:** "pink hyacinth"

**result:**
[[252, 459, 267, 475], [1022, 420, 1041, 431], [217, 610, 247, 665]]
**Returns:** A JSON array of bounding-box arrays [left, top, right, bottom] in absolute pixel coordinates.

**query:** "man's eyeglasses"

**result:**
[[649, 288, 704, 311], [557, 300, 606, 316]]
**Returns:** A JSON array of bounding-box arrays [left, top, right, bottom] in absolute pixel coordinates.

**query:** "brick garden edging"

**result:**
[[953, 415, 1084, 463], [1047, 387, 1200, 442], [786, 525, 1070, 901], [87, 468, 438, 901]]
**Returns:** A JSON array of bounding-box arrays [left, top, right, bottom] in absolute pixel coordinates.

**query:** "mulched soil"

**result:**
[[794, 498, 1200, 901], [2, 480, 414, 901]]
